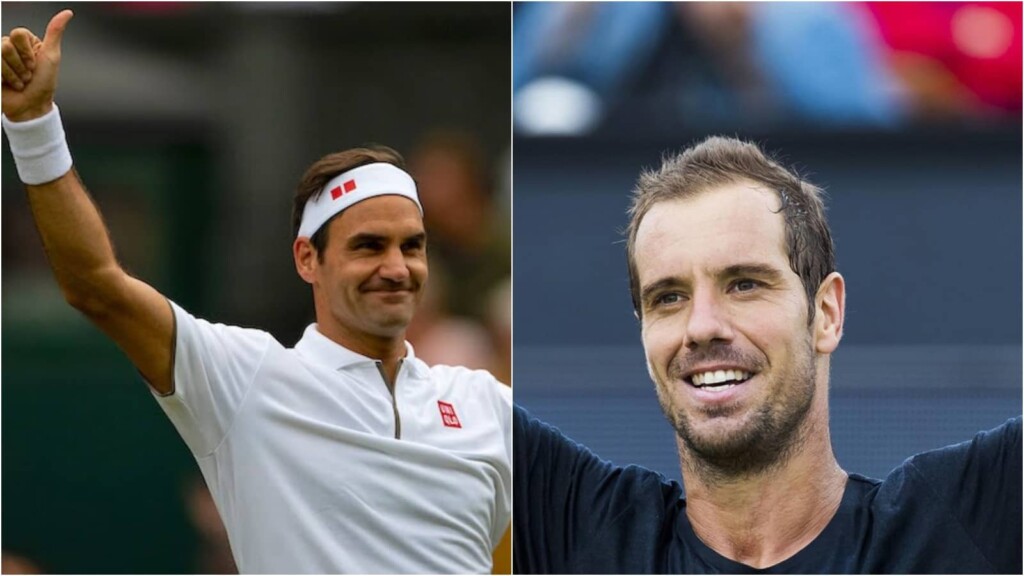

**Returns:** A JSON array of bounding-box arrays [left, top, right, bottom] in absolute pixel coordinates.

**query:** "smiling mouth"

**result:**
[[365, 287, 414, 294], [364, 290, 415, 303], [686, 369, 754, 392]]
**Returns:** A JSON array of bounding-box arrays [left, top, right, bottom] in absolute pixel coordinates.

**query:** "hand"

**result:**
[[1, 10, 73, 122]]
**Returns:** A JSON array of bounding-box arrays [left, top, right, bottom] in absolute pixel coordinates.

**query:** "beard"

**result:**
[[655, 335, 817, 482]]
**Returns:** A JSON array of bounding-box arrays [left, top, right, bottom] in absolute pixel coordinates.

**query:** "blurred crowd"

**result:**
[[406, 130, 512, 385], [514, 2, 1022, 134]]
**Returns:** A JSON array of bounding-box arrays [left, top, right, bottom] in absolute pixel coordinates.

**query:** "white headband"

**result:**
[[297, 162, 422, 238]]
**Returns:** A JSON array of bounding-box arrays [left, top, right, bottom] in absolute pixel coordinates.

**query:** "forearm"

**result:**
[[22, 150, 175, 392], [3, 10, 175, 392], [25, 167, 128, 314]]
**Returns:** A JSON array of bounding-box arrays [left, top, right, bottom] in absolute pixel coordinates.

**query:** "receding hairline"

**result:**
[[631, 176, 786, 241]]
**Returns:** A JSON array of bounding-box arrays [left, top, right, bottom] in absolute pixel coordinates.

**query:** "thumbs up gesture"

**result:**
[[2, 10, 73, 122]]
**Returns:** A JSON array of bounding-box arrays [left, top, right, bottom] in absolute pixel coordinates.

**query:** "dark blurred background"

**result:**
[[2, 2, 510, 573], [513, 0, 1022, 492]]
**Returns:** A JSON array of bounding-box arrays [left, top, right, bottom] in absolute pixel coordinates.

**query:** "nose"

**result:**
[[378, 246, 410, 283], [684, 289, 733, 350]]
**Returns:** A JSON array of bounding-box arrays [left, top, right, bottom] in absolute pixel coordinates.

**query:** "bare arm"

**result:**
[[3, 11, 175, 393]]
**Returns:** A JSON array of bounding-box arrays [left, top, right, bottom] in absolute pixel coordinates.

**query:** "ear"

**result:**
[[293, 237, 318, 284], [814, 271, 845, 354]]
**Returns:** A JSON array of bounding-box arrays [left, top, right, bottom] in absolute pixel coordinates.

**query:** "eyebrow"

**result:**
[[347, 232, 427, 246], [639, 262, 785, 304], [640, 277, 683, 305], [719, 262, 784, 281], [348, 233, 387, 246], [403, 232, 427, 245]]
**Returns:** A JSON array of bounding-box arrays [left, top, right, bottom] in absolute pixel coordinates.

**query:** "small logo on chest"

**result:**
[[437, 401, 462, 428]]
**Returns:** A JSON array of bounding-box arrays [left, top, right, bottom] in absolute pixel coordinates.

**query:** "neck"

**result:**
[[679, 407, 847, 569], [316, 321, 407, 384]]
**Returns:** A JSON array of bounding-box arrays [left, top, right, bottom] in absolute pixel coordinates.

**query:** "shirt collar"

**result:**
[[294, 323, 425, 375]]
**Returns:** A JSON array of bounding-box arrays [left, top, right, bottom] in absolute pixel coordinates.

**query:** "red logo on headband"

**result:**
[[330, 179, 358, 200]]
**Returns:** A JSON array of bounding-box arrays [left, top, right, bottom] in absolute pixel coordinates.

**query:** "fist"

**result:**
[[1, 10, 73, 122]]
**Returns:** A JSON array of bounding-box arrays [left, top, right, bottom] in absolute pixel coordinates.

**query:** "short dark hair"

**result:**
[[292, 145, 406, 259], [625, 136, 835, 323]]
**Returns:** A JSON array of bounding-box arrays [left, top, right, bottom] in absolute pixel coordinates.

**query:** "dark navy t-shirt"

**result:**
[[513, 406, 1022, 574]]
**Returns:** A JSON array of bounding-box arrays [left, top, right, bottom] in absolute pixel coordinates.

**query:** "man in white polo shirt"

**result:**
[[1, 11, 510, 574]]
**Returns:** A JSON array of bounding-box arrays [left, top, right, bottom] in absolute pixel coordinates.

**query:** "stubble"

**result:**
[[656, 335, 817, 483]]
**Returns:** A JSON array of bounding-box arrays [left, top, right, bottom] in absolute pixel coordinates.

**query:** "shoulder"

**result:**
[[514, 406, 602, 471], [426, 362, 503, 385], [419, 362, 511, 415], [850, 417, 1023, 516], [171, 300, 278, 355], [424, 362, 507, 395], [167, 300, 283, 385], [903, 416, 1021, 483], [514, 405, 676, 498], [513, 405, 682, 573], [868, 417, 1023, 573], [872, 416, 1023, 504], [156, 303, 282, 457]]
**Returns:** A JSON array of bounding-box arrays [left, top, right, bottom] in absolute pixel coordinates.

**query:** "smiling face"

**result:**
[[635, 181, 829, 477], [296, 195, 428, 348]]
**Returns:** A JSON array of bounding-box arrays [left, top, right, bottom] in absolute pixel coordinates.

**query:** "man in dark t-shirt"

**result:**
[[515, 408, 1022, 573], [513, 137, 1023, 573]]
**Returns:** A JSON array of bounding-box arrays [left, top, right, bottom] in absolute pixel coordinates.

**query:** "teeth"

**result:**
[[691, 370, 751, 386]]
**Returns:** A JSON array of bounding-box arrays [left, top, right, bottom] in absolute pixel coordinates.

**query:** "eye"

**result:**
[[732, 279, 760, 293], [402, 239, 424, 253], [354, 240, 383, 252], [654, 292, 683, 306]]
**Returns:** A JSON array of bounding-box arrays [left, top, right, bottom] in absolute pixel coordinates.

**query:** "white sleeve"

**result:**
[[152, 301, 273, 457], [493, 378, 513, 548], [497, 382, 512, 477]]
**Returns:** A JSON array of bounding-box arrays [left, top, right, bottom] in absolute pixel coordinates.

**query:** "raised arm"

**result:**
[[2, 11, 175, 393]]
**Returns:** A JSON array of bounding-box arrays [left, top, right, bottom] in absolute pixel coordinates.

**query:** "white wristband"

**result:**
[[2, 103, 73, 185]]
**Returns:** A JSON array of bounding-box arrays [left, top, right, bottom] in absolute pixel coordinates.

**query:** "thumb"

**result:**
[[42, 9, 74, 52]]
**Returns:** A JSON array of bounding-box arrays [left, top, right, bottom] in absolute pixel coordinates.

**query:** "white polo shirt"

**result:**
[[153, 302, 511, 574]]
